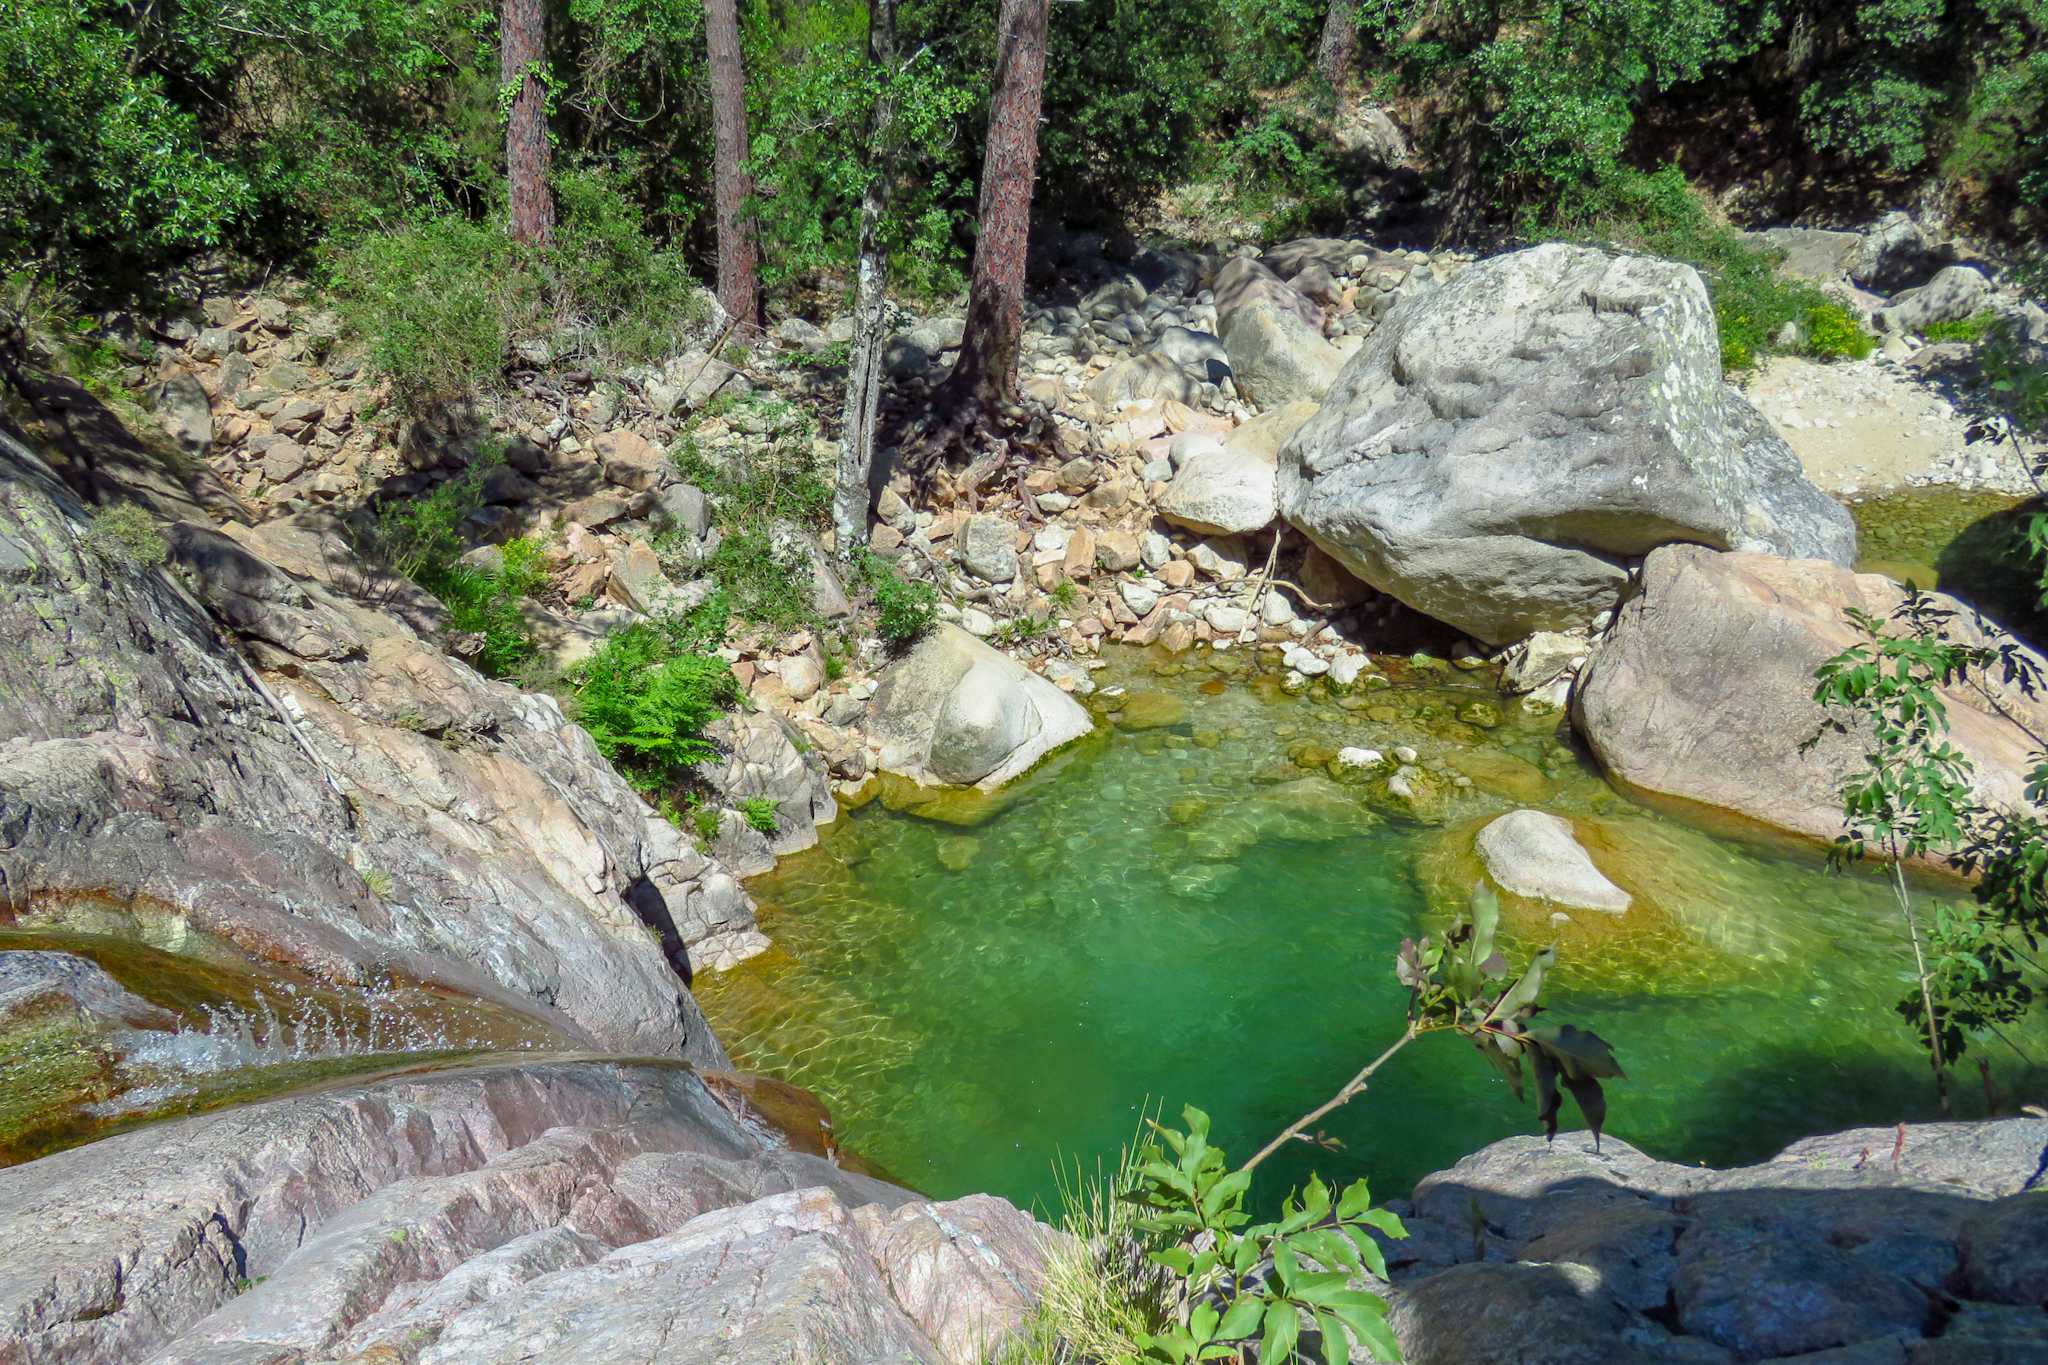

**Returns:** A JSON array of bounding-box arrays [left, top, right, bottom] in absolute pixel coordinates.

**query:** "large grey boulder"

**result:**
[[1575, 545, 2048, 851], [1213, 257, 1345, 407], [1876, 264, 1993, 334], [1278, 244, 1856, 643], [148, 370, 212, 455], [1086, 351, 1201, 408], [957, 512, 1020, 584], [1380, 1117, 2048, 1364], [0, 1059, 1060, 1365], [869, 625, 1092, 789], [1156, 401, 1317, 536], [1853, 211, 1955, 293]]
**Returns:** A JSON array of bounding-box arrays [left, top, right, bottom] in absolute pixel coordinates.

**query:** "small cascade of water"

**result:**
[[116, 975, 523, 1081]]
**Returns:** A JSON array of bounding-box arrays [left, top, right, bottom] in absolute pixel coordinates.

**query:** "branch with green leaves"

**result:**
[[1119, 889, 1621, 1364], [1808, 591, 2048, 1100]]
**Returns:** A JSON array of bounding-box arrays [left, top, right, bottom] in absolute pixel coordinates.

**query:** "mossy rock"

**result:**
[[1116, 691, 1189, 730], [1287, 740, 1338, 770], [873, 772, 1020, 827], [1445, 747, 1554, 805], [1456, 700, 1504, 729], [935, 835, 981, 871]]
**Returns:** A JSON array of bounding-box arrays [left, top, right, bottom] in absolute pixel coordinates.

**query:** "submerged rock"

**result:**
[[869, 625, 1092, 789], [1278, 244, 1855, 643], [1575, 545, 2048, 852], [1476, 810, 1631, 913]]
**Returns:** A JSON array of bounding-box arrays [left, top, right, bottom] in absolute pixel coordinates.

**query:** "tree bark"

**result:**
[[1316, 0, 1357, 87], [704, 0, 761, 330], [833, 0, 899, 552], [944, 0, 1051, 412], [501, 0, 554, 246]]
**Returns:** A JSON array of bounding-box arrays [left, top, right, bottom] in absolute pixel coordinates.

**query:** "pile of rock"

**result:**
[[1369, 1117, 2048, 1363]]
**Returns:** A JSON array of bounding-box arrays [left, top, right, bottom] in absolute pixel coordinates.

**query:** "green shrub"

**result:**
[[548, 166, 712, 364], [855, 548, 938, 648], [329, 218, 538, 415], [672, 406, 833, 629], [1, 0, 248, 287], [352, 457, 550, 676], [573, 607, 737, 791], [706, 527, 817, 630], [329, 171, 708, 415], [694, 804, 724, 841], [1924, 311, 2003, 344], [432, 537, 549, 676], [82, 503, 167, 569], [739, 796, 780, 834], [1805, 302, 1878, 361], [1553, 165, 1874, 372]]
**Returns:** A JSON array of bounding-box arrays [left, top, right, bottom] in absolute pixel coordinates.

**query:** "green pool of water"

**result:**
[[696, 649, 2048, 1214], [1851, 486, 2046, 643]]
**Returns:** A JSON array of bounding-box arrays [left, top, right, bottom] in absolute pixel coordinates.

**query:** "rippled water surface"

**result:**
[[696, 647, 2048, 1212]]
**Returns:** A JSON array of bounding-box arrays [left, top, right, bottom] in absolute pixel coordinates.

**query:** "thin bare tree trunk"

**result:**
[[501, 0, 554, 245], [944, 0, 1051, 412], [704, 0, 761, 330], [833, 0, 899, 552], [1316, 0, 1357, 86]]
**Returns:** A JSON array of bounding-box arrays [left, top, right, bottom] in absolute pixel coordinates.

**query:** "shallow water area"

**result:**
[[0, 921, 561, 1165], [697, 645, 2048, 1214]]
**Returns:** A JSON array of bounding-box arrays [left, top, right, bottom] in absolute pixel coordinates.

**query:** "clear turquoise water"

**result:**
[[696, 649, 2048, 1215]]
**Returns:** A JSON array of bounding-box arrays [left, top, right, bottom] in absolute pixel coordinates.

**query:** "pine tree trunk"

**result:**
[[945, 0, 1051, 412], [704, 0, 760, 330], [501, 0, 554, 246], [1316, 0, 1357, 87], [832, 0, 899, 552]]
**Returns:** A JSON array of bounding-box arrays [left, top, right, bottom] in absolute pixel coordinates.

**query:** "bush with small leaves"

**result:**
[[855, 548, 938, 648], [81, 504, 167, 570]]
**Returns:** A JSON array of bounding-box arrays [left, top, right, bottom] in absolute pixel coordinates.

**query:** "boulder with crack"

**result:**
[[1278, 243, 1855, 644]]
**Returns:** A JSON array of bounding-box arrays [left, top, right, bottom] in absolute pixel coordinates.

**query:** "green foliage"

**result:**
[[1980, 321, 2048, 437], [573, 603, 737, 792], [1809, 592, 2048, 1094], [1125, 1108, 1404, 1364], [330, 218, 538, 415], [672, 401, 833, 629], [1801, 66, 1949, 175], [739, 796, 781, 834], [1553, 165, 1874, 371], [81, 503, 167, 569], [432, 537, 550, 676], [694, 803, 725, 841], [351, 455, 549, 676], [1806, 302, 1879, 361], [1107, 892, 1620, 1364], [705, 527, 817, 630], [329, 171, 707, 414], [0, 0, 248, 285], [991, 613, 1057, 647], [854, 549, 938, 647], [744, 0, 975, 297], [1924, 311, 2003, 343]]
